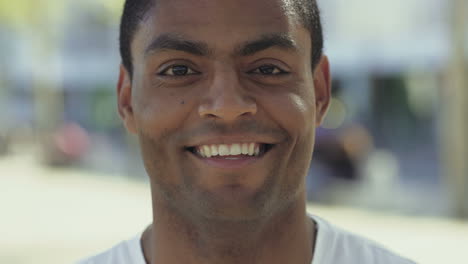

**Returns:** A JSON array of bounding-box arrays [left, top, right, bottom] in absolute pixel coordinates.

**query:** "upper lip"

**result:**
[[185, 134, 281, 148]]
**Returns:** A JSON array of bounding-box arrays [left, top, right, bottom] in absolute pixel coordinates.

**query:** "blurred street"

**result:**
[[1, 152, 467, 264]]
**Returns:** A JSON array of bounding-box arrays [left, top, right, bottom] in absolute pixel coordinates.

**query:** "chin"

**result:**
[[193, 180, 301, 223]]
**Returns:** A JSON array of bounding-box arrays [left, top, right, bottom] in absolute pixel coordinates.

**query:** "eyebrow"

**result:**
[[144, 33, 298, 58], [144, 33, 212, 57], [235, 34, 299, 56]]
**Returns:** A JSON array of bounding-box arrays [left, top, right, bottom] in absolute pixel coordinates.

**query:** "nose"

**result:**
[[198, 68, 257, 122]]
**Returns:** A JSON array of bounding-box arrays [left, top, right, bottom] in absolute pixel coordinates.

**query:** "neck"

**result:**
[[142, 193, 315, 264]]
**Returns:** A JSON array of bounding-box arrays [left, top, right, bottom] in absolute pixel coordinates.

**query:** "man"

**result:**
[[79, 0, 415, 263]]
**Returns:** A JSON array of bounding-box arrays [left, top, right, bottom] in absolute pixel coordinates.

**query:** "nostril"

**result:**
[[203, 113, 218, 119], [199, 108, 256, 121]]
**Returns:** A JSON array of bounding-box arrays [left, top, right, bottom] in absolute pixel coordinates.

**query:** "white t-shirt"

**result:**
[[77, 215, 415, 264]]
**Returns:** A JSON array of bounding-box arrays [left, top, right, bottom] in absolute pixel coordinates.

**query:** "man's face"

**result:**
[[118, 0, 330, 222]]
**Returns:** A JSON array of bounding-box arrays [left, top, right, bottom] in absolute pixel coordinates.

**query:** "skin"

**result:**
[[117, 0, 331, 263]]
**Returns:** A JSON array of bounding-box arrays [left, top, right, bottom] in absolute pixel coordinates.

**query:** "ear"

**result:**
[[117, 64, 137, 134], [313, 55, 332, 126]]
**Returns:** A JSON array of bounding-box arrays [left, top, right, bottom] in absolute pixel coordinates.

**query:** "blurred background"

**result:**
[[0, 0, 467, 263]]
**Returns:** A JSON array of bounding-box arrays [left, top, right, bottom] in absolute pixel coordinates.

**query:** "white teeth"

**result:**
[[242, 143, 249, 155], [254, 144, 260, 156], [248, 143, 255, 156], [196, 143, 263, 158], [199, 146, 205, 157], [203, 145, 211, 158], [230, 144, 242, 155], [219, 144, 229, 156], [211, 145, 218, 156]]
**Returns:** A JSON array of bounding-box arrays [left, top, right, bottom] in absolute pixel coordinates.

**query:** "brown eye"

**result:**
[[249, 65, 286, 75], [160, 65, 198, 76]]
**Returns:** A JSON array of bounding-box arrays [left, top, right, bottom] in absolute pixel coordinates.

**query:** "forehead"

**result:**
[[132, 0, 310, 56], [152, 0, 290, 28]]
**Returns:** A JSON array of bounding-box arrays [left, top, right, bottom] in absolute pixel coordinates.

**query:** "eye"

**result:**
[[249, 65, 287, 75], [159, 65, 199, 76]]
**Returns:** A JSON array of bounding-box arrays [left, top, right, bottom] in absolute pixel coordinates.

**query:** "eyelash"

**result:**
[[247, 65, 289, 76], [158, 65, 200, 76], [157, 64, 289, 78]]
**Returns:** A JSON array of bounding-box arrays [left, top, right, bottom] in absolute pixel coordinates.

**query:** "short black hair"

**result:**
[[119, 0, 323, 76]]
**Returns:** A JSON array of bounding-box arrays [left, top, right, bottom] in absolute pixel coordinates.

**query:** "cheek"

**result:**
[[132, 79, 194, 135], [287, 91, 316, 165], [288, 93, 316, 125], [283, 92, 316, 189], [138, 132, 182, 189], [266, 89, 316, 138], [264, 86, 316, 170]]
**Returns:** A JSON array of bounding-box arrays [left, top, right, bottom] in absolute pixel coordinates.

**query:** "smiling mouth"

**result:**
[[186, 143, 275, 159]]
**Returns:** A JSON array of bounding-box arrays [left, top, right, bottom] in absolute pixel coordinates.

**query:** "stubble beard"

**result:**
[[138, 128, 312, 262], [138, 128, 306, 226]]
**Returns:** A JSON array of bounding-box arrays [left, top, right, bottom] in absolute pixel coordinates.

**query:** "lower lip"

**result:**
[[191, 153, 262, 169]]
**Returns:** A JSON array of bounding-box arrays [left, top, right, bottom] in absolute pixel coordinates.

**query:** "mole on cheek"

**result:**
[[180, 100, 185, 105]]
